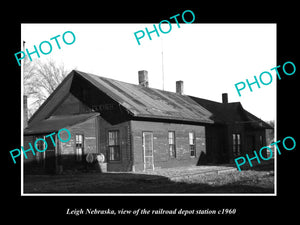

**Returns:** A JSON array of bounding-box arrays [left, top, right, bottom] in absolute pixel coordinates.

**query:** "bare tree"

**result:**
[[23, 58, 70, 118]]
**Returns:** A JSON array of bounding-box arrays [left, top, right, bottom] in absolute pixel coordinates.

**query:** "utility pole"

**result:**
[[161, 38, 165, 91], [23, 40, 28, 128]]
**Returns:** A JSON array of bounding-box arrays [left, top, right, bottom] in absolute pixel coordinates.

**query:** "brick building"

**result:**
[[23, 70, 272, 173]]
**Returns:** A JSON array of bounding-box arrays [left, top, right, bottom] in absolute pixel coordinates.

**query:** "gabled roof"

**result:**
[[24, 112, 99, 135], [190, 96, 273, 129], [28, 70, 213, 126]]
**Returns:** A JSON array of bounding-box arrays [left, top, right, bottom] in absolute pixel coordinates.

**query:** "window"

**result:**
[[108, 130, 120, 161], [233, 133, 241, 157], [259, 135, 263, 148], [168, 131, 176, 158], [75, 134, 84, 161], [189, 132, 196, 157], [35, 135, 45, 163], [35, 136, 45, 151]]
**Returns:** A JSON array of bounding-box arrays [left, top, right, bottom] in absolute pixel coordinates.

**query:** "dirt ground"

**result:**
[[23, 162, 274, 194]]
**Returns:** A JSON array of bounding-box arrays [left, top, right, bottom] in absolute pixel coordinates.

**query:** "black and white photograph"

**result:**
[[5, 4, 297, 222], [20, 23, 276, 195]]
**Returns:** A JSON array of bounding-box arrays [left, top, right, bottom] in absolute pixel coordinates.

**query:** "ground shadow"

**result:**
[[23, 168, 274, 194]]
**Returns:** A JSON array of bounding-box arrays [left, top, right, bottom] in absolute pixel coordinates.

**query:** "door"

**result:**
[[44, 134, 56, 172], [142, 132, 154, 171], [35, 135, 56, 172], [45, 148, 56, 171], [246, 135, 255, 153]]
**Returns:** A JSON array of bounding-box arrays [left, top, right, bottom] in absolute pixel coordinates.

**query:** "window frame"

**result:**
[[189, 131, 196, 158], [232, 133, 241, 157], [168, 131, 176, 158], [108, 130, 121, 162], [259, 135, 263, 148], [35, 135, 45, 163], [75, 134, 84, 161]]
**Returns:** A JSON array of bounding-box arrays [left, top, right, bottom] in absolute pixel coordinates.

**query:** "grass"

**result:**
[[23, 162, 274, 194]]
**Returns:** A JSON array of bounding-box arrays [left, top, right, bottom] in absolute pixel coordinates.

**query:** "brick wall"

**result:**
[[131, 121, 206, 171], [24, 118, 208, 173], [98, 117, 132, 172], [60, 116, 98, 170]]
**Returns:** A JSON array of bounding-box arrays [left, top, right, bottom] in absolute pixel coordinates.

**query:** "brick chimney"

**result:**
[[176, 80, 184, 95], [138, 70, 149, 87], [23, 95, 28, 128], [222, 93, 228, 104]]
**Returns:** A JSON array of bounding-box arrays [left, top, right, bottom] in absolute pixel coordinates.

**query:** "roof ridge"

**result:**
[[189, 96, 223, 104], [74, 69, 191, 97], [75, 70, 141, 88], [190, 95, 242, 106]]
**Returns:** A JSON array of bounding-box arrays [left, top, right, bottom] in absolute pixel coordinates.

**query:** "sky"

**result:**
[[21, 23, 276, 121]]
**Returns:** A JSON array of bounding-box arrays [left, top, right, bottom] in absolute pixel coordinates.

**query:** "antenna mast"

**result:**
[[161, 38, 165, 91]]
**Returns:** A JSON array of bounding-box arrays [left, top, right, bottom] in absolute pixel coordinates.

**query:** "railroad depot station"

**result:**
[[23, 70, 273, 173]]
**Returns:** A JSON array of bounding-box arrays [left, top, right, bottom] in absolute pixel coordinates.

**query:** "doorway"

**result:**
[[35, 135, 56, 172], [142, 132, 154, 171], [246, 135, 255, 153]]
